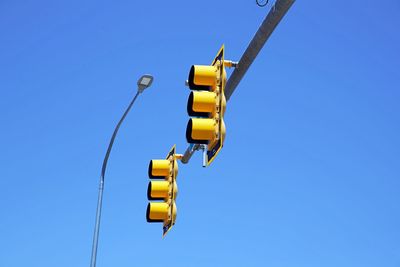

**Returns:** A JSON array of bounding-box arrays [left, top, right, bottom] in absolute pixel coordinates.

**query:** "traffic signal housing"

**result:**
[[186, 45, 227, 165], [146, 145, 180, 236]]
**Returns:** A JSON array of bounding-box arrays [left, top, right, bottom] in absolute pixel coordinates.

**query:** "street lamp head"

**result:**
[[137, 74, 154, 93]]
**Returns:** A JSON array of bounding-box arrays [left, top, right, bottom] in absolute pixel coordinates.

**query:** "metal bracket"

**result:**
[[224, 60, 239, 69], [200, 144, 208, 167]]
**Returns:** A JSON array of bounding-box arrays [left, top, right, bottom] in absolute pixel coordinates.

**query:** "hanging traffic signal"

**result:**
[[146, 145, 181, 236], [185, 45, 228, 166]]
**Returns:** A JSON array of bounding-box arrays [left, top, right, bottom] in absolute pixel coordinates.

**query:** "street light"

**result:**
[[138, 74, 154, 93], [90, 74, 154, 267]]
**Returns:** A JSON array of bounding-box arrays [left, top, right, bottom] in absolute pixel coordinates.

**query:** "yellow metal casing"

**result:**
[[171, 202, 177, 224], [185, 45, 228, 165], [220, 91, 227, 117], [147, 181, 169, 200], [187, 91, 217, 116], [146, 202, 169, 222], [207, 118, 226, 149], [148, 159, 170, 178], [146, 145, 179, 237], [172, 159, 178, 178], [205, 45, 227, 165], [221, 119, 226, 141], [188, 65, 217, 90], [171, 180, 178, 199], [186, 118, 216, 144]]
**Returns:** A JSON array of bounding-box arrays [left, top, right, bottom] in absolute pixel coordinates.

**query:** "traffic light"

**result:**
[[186, 45, 228, 165], [146, 145, 180, 236]]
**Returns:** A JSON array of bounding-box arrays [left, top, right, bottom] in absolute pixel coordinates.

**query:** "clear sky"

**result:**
[[1, 1, 400, 266]]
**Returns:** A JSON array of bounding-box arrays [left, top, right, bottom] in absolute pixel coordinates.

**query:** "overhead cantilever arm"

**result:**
[[181, 0, 295, 164], [225, 0, 295, 100]]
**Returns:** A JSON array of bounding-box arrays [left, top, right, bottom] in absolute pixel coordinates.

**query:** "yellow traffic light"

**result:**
[[148, 159, 170, 177], [146, 202, 169, 222], [185, 45, 230, 165], [188, 65, 218, 90], [187, 91, 217, 116], [146, 145, 181, 236], [186, 118, 216, 144], [147, 180, 169, 199]]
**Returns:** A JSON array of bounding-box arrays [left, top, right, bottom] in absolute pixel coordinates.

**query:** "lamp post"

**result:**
[[90, 74, 154, 267]]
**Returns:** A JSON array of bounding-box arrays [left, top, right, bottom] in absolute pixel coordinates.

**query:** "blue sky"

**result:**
[[1, 0, 400, 266]]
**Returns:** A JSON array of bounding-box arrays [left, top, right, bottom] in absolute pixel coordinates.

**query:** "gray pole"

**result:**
[[90, 75, 153, 267], [181, 0, 295, 164], [90, 91, 140, 267]]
